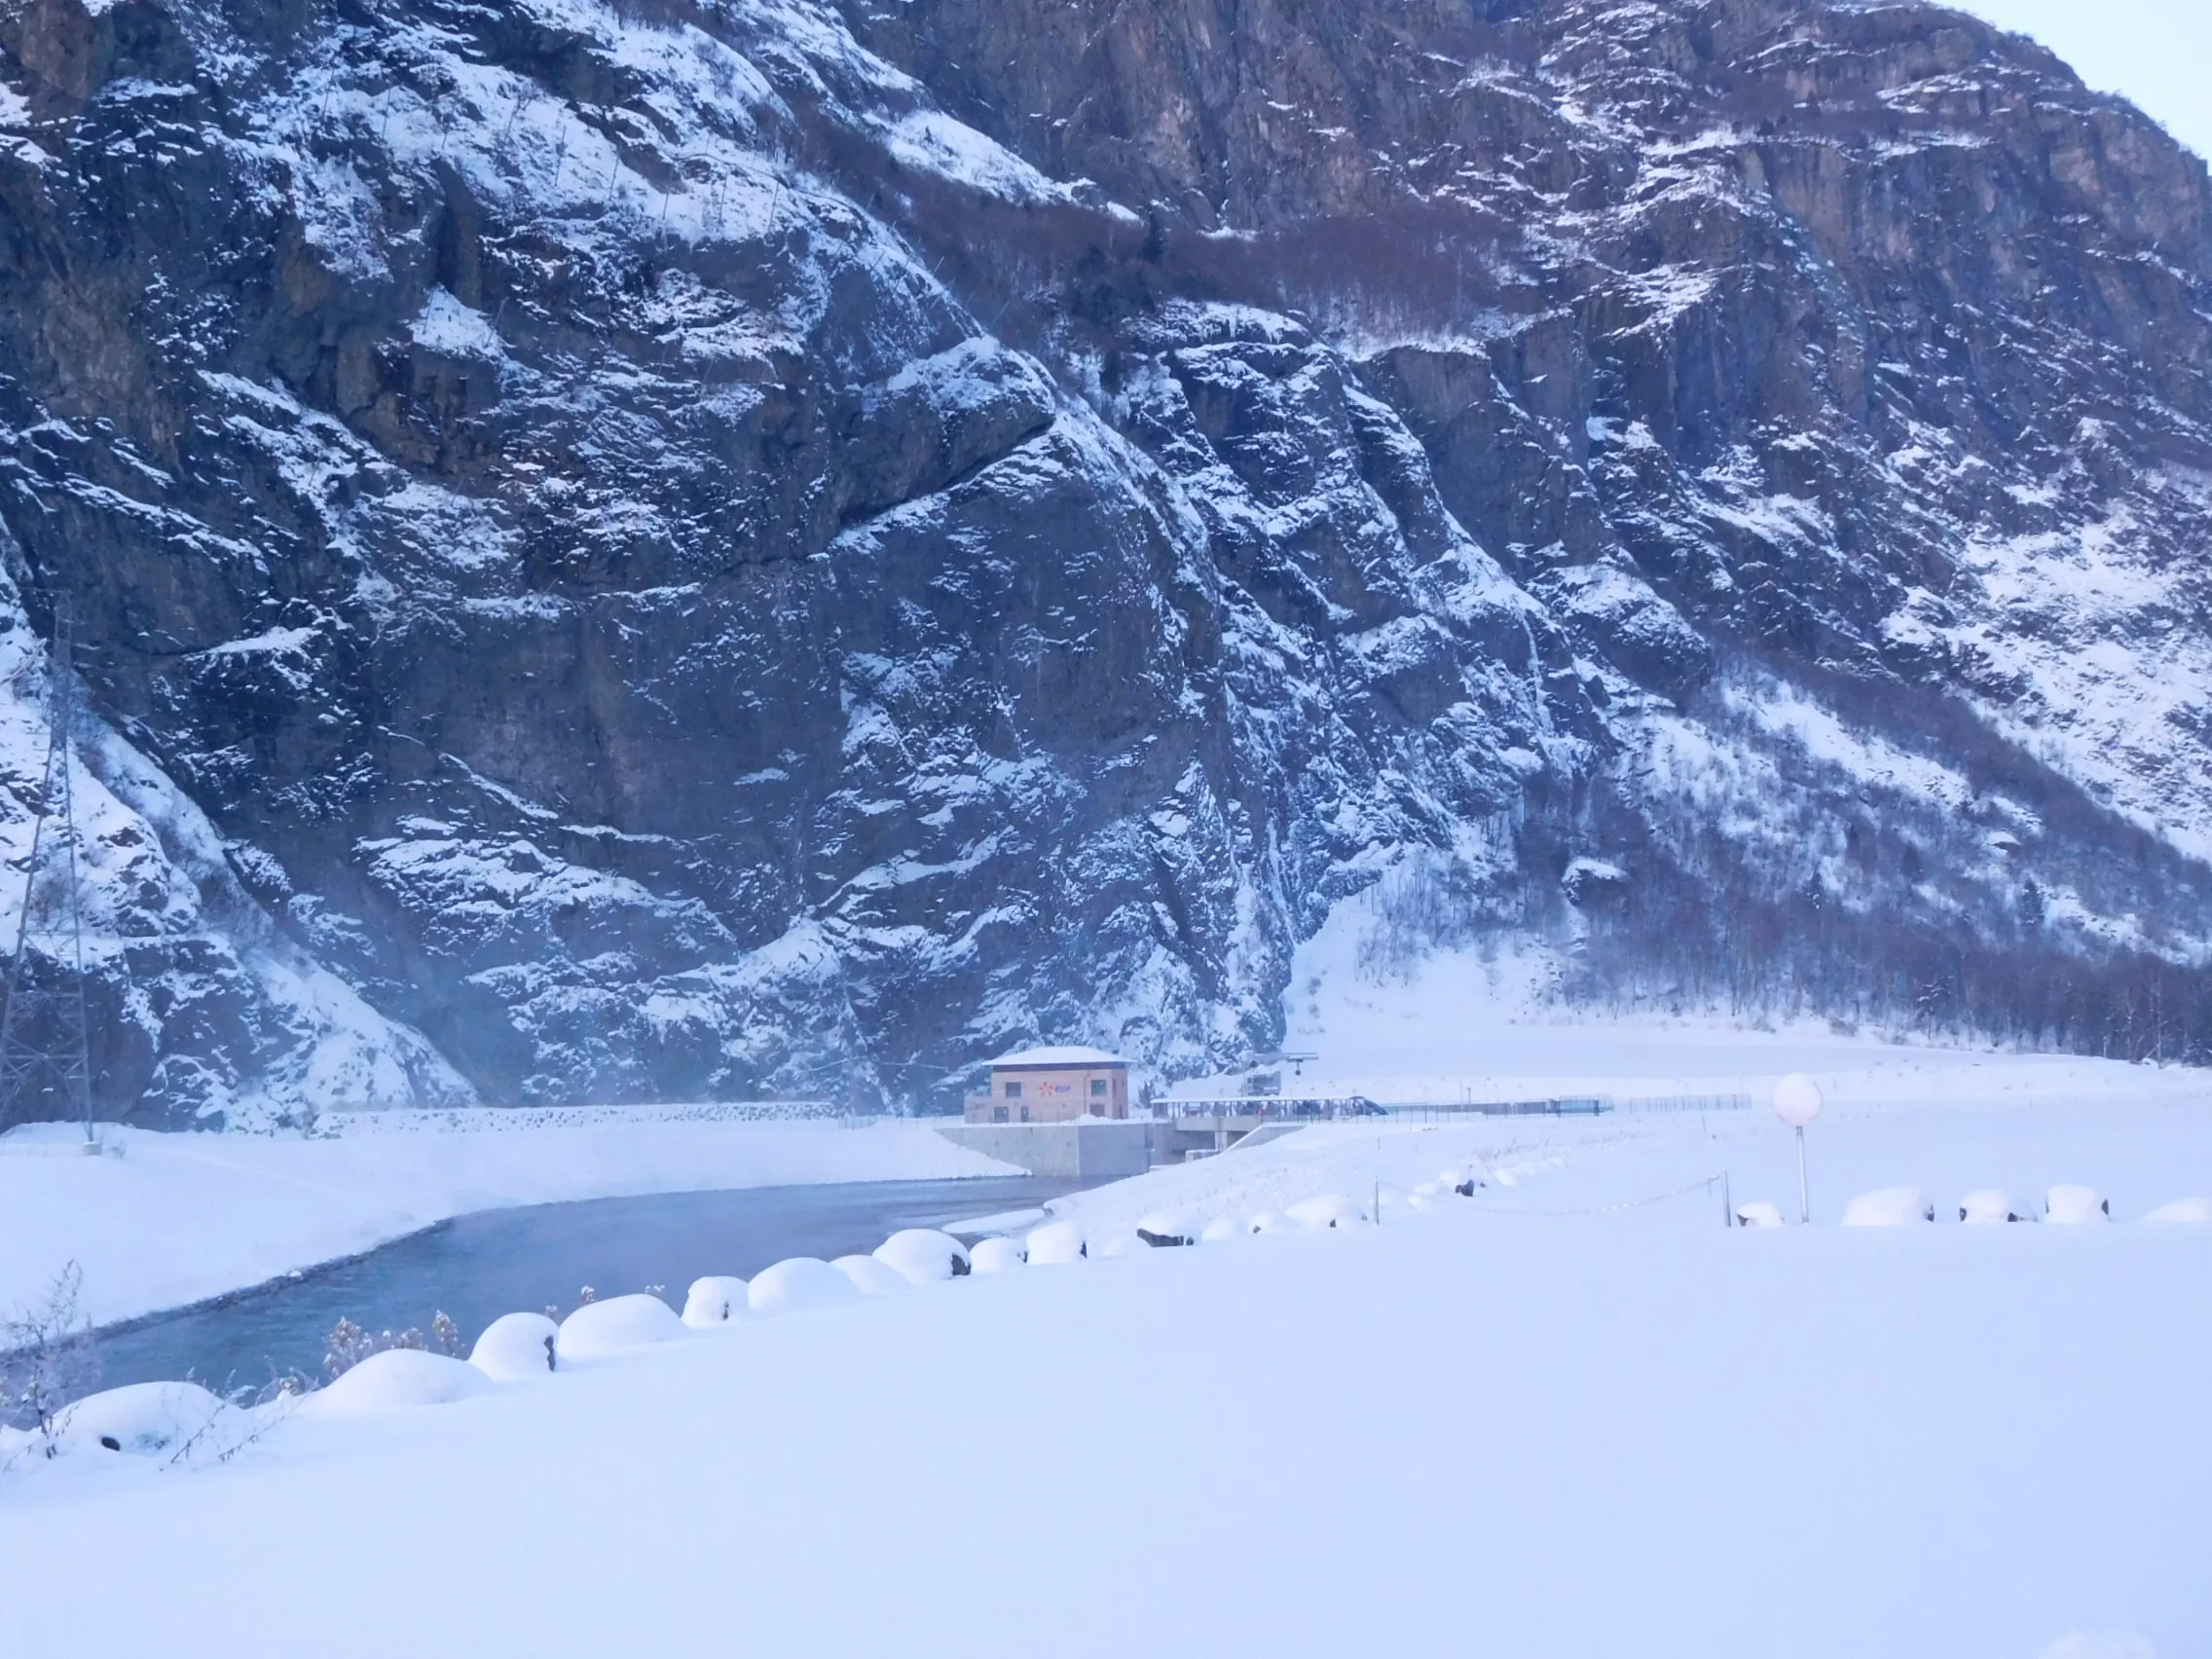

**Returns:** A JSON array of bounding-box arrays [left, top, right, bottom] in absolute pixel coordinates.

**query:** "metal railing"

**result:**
[[1384, 1093, 1754, 1121]]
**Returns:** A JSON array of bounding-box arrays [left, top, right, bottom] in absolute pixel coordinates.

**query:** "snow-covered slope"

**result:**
[[1, 0, 2210, 1115]]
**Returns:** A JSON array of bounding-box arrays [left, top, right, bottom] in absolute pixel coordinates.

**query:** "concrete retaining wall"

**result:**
[[933, 1122, 1164, 1179]]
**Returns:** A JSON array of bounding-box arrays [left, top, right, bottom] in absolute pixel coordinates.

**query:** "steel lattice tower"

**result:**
[[0, 601, 95, 1138]]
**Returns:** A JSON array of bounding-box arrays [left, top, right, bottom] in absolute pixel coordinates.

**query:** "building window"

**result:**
[[1004, 1081, 1022, 1098], [992, 1107, 1009, 1124], [1019, 1106, 1031, 1123], [1089, 1079, 1108, 1097]]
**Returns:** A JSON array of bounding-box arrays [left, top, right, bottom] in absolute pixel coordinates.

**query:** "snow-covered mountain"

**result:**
[[2, 0, 2210, 1119]]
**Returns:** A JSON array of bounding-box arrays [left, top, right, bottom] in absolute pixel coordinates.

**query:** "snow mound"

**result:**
[[834, 1254, 914, 1296], [1959, 1190, 2026, 1225], [470, 1311, 560, 1380], [2046, 1185, 2111, 1224], [1841, 1188, 1935, 1227], [1415, 1167, 1483, 1198], [61, 1381, 228, 1456], [873, 1228, 972, 1284], [1095, 1233, 1145, 1258], [748, 1257, 865, 1312], [1198, 1216, 1242, 1243], [969, 1236, 1026, 1272], [1287, 1194, 1368, 1230], [682, 1276, 750, 1327], [1135, 1209, 1198, 1246], [1734, 1201, 1787, 1229], [308, 1349, 495, 1415], [1025, 1220, 1087, 1264], [2141, 1197, 2212, 1223], [557, 1294, 686, 1360], [1247, 1212, 1290, 1234]]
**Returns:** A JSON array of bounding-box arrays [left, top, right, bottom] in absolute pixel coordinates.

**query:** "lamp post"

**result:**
[[1772, 1073, 1824, 1224]]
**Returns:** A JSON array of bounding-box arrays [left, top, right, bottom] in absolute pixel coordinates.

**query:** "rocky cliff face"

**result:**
[[1, 0, 2209, 1121]]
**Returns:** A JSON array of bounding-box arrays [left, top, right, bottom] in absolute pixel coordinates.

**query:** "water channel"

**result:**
[[79, 1175, 1088, 1398]]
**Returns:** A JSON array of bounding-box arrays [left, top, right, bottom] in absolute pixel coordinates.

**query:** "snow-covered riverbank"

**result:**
[[0, 1113, 1014, 1328], [2, 1070, 2207, 1658], [5, 1026, 2207, 1332]]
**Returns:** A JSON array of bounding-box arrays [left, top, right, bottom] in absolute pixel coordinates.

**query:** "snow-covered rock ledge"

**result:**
[[0, 1118, 1017, 1329]]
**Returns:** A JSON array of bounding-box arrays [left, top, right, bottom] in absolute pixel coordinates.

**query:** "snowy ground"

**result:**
[[1256, 910, 2212, 1108], [0, 1110, 1014, 1328], [1, 1063, 2206, 1658], [4, 928, 2207, 1654]]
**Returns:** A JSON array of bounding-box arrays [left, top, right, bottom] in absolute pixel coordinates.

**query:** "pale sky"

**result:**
[[1953, 0, 2212, 161]]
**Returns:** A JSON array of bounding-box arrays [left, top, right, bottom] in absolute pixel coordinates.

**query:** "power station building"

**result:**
[[964, 1045, 1130, 1124]]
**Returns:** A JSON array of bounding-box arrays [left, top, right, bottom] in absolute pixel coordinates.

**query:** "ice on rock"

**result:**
[[556, 1294, 686, 1360], [2141, 1197, 2212, 1223], [834, 1254, 913, 1296], [682, 1276, 750, 1327], [1841, 1188, 1936, 1226], [60, 1381, 228, 1455], [2046, 1185, 2111, 1224], [307, 1349, 496, 1415], [873, 1228, 972, 1284], [969, 1236, 1026, 1272], [1287, 1194, 1368, 1230], [1959, 1190, 2026, 1224], [1198, 1216, 1241, 1243], [470, 1311, 560, 1379], [749, 1257, 866, 1312], [1135, 1209, 1198, 1246], [1025, 1220, 1087, 1264], [1734, 1201, 1787, 1229]]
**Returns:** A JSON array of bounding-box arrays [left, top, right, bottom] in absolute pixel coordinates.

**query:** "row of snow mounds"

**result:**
[[1734, 1187, 2212, 1228], [5, 1361, 507, 1464], [734, 1230, 980, 1313], [1010, 1190, 1401, 1266], [1006, 1165, 1492, 1266], [46, 1189, 1477, 1454], [11, 1357, 507, 1463], [31, 1225, 1018, 1455]]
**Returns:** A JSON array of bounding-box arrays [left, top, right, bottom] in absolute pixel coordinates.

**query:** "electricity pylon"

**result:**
[[0, 601, 95, 1139]]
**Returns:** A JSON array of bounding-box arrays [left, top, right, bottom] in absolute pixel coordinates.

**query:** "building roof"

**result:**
[[989, 1044, 1127, 1069]]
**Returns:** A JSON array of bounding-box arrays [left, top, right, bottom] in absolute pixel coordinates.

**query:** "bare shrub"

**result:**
[[2, 1262, 96, 1459]]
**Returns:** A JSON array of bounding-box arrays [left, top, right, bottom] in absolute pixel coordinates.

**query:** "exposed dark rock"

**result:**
[[0, 0, 2209, 1121]]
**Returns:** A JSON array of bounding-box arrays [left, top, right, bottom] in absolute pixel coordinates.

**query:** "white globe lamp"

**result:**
[[1772, 1073, 1823, 1222]]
